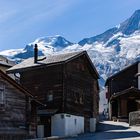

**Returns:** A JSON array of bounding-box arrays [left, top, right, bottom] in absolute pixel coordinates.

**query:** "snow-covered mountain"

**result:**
[[0, 35, 74, 60], [13, 36, 71, 60], [1, 9, 140, 113], [0, 10, 140, 89], [65, 10, 140, 87], [79, 9, 140, 46]]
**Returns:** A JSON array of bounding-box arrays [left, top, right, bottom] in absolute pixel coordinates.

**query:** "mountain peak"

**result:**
[[23, 35, 74, 56], [133, 9, 140, 15], [118, 9, 140, 35], [130, 9, 140, 21], [79, 9, 140, 46], [32, 35, 73, 48]]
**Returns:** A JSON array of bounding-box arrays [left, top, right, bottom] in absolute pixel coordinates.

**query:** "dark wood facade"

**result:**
[[106, 62, 138, 98], [20, 54, 99, 114], [0, 70, 28, 139], [0, 69, 42, 139], [105, 61, 140, 121], [64, 55, 99, 119], [20, 64, 63, 112], [7, 51, 99, 135], [64, 55, 99, 132]]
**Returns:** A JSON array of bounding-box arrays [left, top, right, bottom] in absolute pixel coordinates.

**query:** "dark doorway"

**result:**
[[127, 99, 137, 116], [84, 117, 90, 132], [112, 100, 118, 117], [40, 116, 51, 137]]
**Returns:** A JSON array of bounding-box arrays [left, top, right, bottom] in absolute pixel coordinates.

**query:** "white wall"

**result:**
[[65, 114, 84, 136], [90, 118, 96, 132], [99, 89, 108, 113], [51, 113, 84, 136], [109, 102, 112, 120], [138, 62, 140, 90], [51, 114, 65, 136], [37, 125, 44, 138]]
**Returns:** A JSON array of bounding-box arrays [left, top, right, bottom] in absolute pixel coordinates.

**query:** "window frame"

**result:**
[[0, 83, 5, 108]]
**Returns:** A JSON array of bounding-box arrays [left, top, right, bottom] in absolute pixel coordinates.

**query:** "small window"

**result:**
[[0, 84, 5, 107], [73, 92, 84, 104], [74, 92, 79, 104], [80, 64, 85, 71], [47, 94, 53, 102], [79, 93, 84, 104]]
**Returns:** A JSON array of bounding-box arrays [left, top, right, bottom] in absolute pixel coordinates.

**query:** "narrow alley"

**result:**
[[63, 121, 140, 140]]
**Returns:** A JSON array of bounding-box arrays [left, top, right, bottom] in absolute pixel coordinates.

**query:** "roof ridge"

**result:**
[[7, 51, 87, 73]]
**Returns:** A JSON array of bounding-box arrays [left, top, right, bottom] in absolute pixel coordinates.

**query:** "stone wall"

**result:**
[[129, 111, 140, 126]]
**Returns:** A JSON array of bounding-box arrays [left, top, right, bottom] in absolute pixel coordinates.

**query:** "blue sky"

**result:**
[[0, 0, 140, 51]]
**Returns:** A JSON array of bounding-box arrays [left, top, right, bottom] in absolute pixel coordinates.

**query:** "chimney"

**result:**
[[34, 44, 38, 63]]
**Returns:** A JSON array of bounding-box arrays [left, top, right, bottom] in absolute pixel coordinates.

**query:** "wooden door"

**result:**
[[40, 116, 51, 137], [127, 99, 137, 116], [44, 117, 51, 137]]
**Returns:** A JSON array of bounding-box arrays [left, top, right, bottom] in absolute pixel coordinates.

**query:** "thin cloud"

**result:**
[[0, 0, 78, 48], [0, 0, 77, 34]]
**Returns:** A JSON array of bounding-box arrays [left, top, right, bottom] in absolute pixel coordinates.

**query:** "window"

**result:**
[[79, 93, 84, 104], [47, 94, 53, 102], [76, 63, 85, 71], [47, 90, 53, 102], [74, 93, 78, 104], [73, 92, 84, 105], [0, 84, 5, 107]]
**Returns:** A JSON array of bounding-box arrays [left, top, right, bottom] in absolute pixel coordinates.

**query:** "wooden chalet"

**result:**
[[105, 61, 140, 122], [7, 45, 100, 138], [0, 69, 43, 139]]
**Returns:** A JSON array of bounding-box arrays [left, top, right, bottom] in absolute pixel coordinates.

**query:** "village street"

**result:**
[[63, 121, 140, 140]]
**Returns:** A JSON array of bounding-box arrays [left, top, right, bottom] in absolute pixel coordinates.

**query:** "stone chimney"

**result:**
[[34, 44, 38, 63]]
